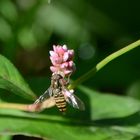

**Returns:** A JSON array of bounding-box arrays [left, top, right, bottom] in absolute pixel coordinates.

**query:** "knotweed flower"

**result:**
[[50, 45, 76, 76], [33, 45, 85, 112]]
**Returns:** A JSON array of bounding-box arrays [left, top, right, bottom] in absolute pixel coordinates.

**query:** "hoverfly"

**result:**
[[34, 73, 85, 112]]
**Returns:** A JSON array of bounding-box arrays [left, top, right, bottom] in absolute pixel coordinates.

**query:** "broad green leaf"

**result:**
[[0, 86, 140, 139], [0, 54, 36, 100], [0, 135, 12, 140], [0, 109, 136, 140], [78, 86, 140, 120]]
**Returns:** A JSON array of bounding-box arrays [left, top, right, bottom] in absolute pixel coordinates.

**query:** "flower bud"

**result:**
[[50, 45, 75, 76]]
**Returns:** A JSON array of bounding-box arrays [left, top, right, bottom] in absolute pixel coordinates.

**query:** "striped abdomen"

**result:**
[[54, 93, 66, 112]]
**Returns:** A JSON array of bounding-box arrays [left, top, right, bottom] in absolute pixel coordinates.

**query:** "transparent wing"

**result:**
[[65, 92, 85, 110], [34, 87, 53, 104]]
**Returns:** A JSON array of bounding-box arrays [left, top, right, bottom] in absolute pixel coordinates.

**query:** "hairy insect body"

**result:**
[[49, 74, 66, 112], [51, 78, 67, 112], [54, 93, 66, 112]]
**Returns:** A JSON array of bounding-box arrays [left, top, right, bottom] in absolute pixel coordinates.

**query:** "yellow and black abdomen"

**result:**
[[54, 93, 66, 112]]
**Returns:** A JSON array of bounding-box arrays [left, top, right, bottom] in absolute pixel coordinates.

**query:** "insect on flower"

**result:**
[[34, 73, 85, 112], [34, 45, 85, 113]]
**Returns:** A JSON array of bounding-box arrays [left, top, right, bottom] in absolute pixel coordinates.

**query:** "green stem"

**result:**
[[70, 39, 140, 89], [0, 98, 55, 112], [0, 102, 29, 111]]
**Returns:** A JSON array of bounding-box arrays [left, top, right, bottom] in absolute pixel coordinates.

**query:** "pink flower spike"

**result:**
[[50, 44, 76, 76]]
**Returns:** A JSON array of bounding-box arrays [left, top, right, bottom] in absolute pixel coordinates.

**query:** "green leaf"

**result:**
[[0, 135, 12, 140], [127, 81, 140, 100], [0, 109, 135, 140], [0, 86, 140, 139], [78, 86, 140, 120], [0, 54, 36, 100]]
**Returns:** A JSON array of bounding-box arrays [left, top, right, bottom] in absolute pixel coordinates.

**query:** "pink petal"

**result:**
[[64, 70, 72, 75], [63, 52, 69, 61], [60, 62, 69, 68], [68, 50, 74, 56], [50, 56, 56, 65], [50, 56, 63, 65], [68, 61, 73, 67], [50, 57, 60, 65], [62, 45, 68, 51], [49, 51, 58, 57], [50, 66, 59, 73], [69, 50, 74, 60], [57, 47, 65, 55], [53, 45, 57, 52], [56, 57, 63, 64]]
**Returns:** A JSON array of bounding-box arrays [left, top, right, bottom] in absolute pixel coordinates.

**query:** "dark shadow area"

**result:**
[[132, 136, 140, 140], [93, 111, 140, 126], [0, 89, 30, 104], [13, 135, 42, 140]]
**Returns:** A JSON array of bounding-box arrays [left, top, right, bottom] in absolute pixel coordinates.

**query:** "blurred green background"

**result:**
[[1, 0, 140, 94], [0, 0, 140, 139]]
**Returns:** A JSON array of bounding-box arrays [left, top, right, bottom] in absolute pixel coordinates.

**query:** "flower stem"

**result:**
[[0, 97, 55, 112], [0, 102, 29, 111], [70, 39, 140, 89]]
